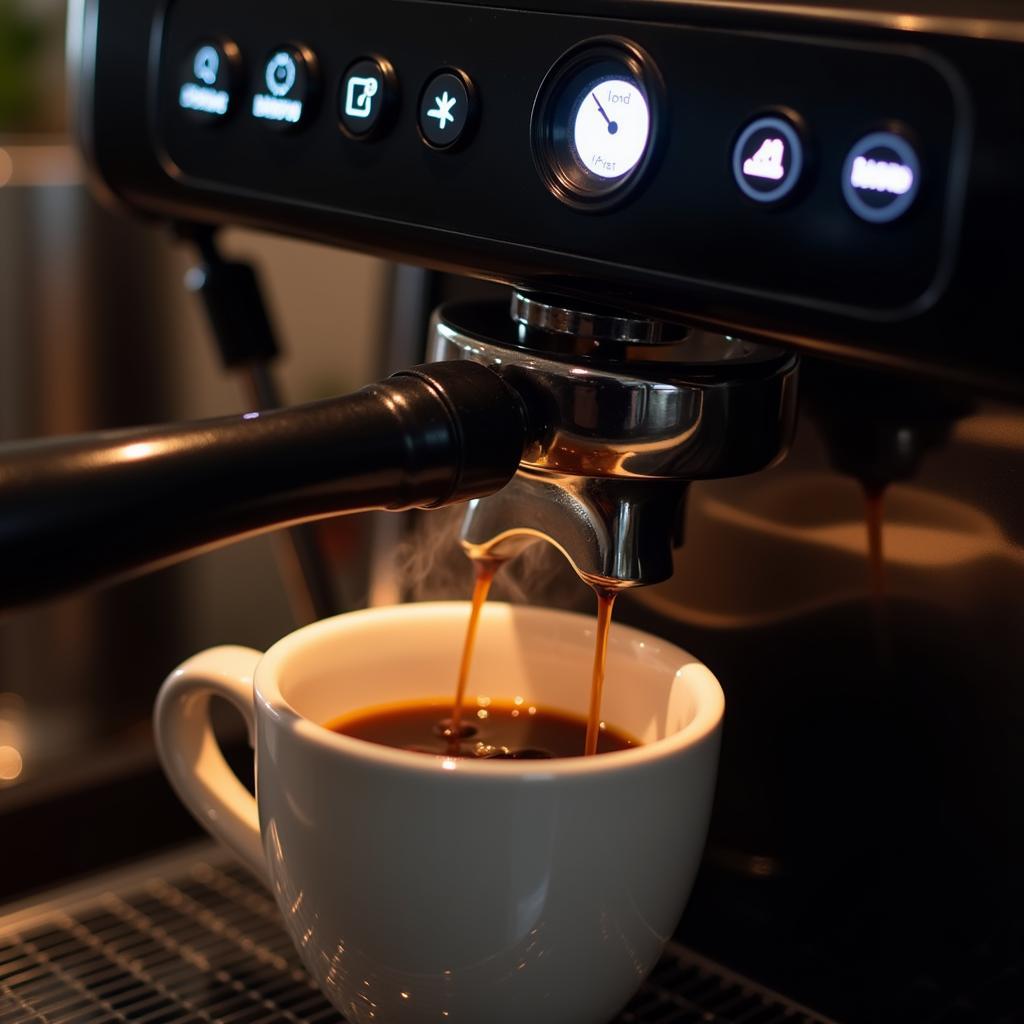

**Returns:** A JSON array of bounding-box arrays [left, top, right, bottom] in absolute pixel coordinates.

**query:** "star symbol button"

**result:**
[[419, 70, 474, 149], [427, 91, 457, 130]]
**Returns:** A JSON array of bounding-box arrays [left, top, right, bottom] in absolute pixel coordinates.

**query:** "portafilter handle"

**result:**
[[431, 295, 800, 588], [0, 362, 527, 610]]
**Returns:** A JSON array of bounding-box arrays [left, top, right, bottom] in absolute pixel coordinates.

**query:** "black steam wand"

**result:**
[[0, 361, 527, 611], [178, 224, 336, 625]]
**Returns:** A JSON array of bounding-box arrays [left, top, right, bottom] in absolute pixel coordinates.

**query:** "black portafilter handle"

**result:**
[[0, 362, 528, 611]]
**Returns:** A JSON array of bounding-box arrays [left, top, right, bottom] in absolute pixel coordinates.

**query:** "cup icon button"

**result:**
[[732, 115, 805, 205]]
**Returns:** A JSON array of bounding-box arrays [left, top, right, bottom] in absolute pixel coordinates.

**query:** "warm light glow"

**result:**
[[513, 695, 524, 706], [0, 745, 23, 782], [121, 442, 157, 461], [441, 759, 457, 771], [476, 696, 492, 708], [400, 992, 409, 1000], [476, 709, 489, 720]]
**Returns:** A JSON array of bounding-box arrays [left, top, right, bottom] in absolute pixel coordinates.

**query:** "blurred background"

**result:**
[[0, 0, 395, 863]]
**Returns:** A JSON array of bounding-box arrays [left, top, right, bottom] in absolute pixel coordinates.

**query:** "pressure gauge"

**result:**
[[533, 39, 662, 209], [572, 77, 650, 179]]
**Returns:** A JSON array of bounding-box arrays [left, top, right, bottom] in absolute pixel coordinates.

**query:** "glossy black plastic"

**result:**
[[69, 0, 1024, 390], [0, 362, 527, 609]]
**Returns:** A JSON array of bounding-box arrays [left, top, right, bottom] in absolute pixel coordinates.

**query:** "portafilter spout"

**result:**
[[0, 362, 528, 610], [431, 293, 800, 589]]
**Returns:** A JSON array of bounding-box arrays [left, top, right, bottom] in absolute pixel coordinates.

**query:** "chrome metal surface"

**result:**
[[0, 844, 839, 1024], [430, 297, 798, 587], [511, 291, 671, 346], [461, 472, 689, 588], [431, 303, 797, 482]]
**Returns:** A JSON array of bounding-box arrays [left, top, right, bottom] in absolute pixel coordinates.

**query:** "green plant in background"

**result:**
[[0, 0, 45, 132]]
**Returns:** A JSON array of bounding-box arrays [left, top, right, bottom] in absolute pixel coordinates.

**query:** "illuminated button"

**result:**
[[178, 39, 240, 122], [339, 57, 396, 139], [419, 70, 474, 149], [573, 77, 650, 182], [842, 131, 921, 223], [252, 45, 318, 129], [732, 115, 804, 204]]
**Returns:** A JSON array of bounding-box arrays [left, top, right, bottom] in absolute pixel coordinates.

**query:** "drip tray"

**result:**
[[0, 845, 837, 1024]]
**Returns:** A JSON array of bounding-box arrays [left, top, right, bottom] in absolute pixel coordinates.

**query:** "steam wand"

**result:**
[[0, 362, 527, 611], [178, 224, 336, 625]]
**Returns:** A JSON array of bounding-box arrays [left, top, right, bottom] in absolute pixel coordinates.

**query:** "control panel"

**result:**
[[73, 0, 1024, 384]]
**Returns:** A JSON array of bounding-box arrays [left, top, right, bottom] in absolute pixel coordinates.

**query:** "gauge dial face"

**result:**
[[533, 43, 659, 208], [571, 76, 650, 182]]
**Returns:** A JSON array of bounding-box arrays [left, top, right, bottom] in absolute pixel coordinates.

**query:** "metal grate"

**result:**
[[0, 847, 838, 1024]]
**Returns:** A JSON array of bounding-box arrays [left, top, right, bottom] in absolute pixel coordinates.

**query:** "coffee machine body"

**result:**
[[59, 1, 1024, 1020], [71, 0, 1023, 389]]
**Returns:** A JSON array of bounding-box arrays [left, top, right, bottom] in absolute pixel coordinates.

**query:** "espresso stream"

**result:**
[[329, 557, 629, 759], [864, 484, 887, 601], [448, 558, 502, 746], [451, 558, 621, 758]]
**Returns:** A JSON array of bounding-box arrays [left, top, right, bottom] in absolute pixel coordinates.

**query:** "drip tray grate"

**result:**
[[0, 846, 836, 1024]]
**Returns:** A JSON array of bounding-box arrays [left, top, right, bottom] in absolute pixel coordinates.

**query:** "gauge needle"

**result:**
[[591, 92, 618, 135]]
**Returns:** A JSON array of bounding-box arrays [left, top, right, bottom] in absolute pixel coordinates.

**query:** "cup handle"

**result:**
[[154, 646, 267, 883]]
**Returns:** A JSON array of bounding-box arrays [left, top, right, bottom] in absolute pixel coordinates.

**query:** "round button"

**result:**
[[532, 39, 662, 210], [178, 39, 241, 122], [842, 130, 921, 223], [339, 57, 396, 139], [252, 45, 318, 129], [419, 70, 474, 149], [732, 115, 804, 204]]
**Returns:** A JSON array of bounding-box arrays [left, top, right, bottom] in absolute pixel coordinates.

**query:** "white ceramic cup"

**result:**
[[154, 602, 724, 1024]]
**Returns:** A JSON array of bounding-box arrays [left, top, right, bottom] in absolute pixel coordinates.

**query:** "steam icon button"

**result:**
[[732, 115, 805, 205], [178, 40, 240, 122], [253, 45, 318, 129]]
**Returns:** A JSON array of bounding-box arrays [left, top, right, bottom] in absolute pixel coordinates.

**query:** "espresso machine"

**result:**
[[0, 1, 1022, 1022]]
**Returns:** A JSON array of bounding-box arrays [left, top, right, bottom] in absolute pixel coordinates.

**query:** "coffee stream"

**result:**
[[331, 551, 628, 758], [863, 483, 894, 670], [447, 557, 503, 751], [451, 555, 620, 758], [585, 588, 618, 757], [864, 484, 887, 601]]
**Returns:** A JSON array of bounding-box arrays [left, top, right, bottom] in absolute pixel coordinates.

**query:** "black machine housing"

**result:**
[[70, 0, 1024, 391]]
